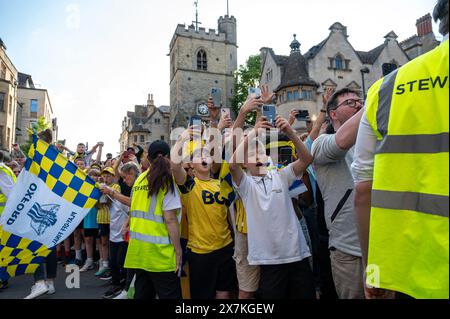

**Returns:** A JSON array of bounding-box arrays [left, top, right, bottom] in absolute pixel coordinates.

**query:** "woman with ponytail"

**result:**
[[123, 140, 182, 299]]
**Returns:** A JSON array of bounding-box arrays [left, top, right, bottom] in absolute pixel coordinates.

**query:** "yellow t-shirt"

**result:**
[[178, 176, 232, 254], [234, 199, 247, 234], [97, 183, 121, 224]]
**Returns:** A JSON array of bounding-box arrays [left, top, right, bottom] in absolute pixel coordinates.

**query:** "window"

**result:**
[[301, 90, 313, 100], [335, 56, 343, 70], [8, 95, 12, 114], [0, 62, 6, 79], [0, 93, 4, 112], [155, 118, 161, 124], [140, 135, 145, 143], [134, 135, 138, 143], [293, 90, 300, 100], [266, 69, 273, 82], [161, 136, 165, 141], [197, 49, 207, 71], [6, 128, 10, 147], [0, 125, 3, 148], [287, 91, 294, 102], [30, 99, 38, 115]]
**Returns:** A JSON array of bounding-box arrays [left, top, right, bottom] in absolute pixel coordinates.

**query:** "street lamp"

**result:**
[[360, 67, 370, 100]]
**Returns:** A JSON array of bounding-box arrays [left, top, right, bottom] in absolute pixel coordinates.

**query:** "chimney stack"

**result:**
[[147, 93, 154, 106], [416, 13, 433, 37]]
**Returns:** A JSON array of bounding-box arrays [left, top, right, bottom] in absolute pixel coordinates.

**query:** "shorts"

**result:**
[[83, 228, 99, 238], [233, 231, 260, 293], [76, 221, 84, 230], [188, 243, 238, 299], [98, 224, 110, 237]]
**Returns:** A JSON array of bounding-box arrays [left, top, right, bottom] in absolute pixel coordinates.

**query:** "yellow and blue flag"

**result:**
[[0, 135, 101, 281], [219, 160, 236, 207]]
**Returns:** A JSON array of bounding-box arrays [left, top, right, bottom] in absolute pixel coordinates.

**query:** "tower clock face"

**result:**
[[197, 103, 209, 116]]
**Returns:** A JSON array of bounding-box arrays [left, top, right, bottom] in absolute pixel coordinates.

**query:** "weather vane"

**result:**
[[193, 1, 202, 31]]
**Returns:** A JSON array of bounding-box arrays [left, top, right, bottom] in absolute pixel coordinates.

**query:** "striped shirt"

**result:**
[[96, 184, 121, 224]]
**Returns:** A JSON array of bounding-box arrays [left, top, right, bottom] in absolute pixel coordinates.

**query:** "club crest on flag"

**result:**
[[27, 203, 60, 236]]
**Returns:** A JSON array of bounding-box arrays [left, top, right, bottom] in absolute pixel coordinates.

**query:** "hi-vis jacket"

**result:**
[[365, 39, 449, 299]]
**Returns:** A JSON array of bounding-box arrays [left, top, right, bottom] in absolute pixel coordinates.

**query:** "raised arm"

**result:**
[[232, 97, 263, 130], [275, 115, 313, 176], [229, 117, 272, 186], [96, 142, 104, 163], [170, 128, 194, 185], [310, 87, 334, 141], [335, 108, 364, 151], [113, 152, 124, 178]]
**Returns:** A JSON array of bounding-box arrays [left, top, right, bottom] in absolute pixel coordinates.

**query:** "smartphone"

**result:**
[[295, 110, 310, 121], [221, 108, 231, 118], [279, 147, 293, 165], [262, 104, 277, 126], [211, 87, 222, 108], [248, 87, 261, 99], [189, 115, 202, 128]]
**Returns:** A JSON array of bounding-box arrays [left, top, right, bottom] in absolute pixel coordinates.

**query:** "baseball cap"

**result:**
[[101, 167, 115, 176], [148, 140, 170, 161]]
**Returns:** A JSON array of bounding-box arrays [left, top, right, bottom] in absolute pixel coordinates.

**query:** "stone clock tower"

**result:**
[[169, 13, 237, 128]]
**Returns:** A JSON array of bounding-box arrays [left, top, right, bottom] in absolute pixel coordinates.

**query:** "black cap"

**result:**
[[148, 140, 170, 161]]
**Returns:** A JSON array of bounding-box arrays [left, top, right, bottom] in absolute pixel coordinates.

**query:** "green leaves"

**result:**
[[232, 55, 261, 125], [22, 116, 51, 154]]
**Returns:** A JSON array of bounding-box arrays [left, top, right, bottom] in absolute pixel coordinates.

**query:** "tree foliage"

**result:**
[[232, 54, 261, 125], [20, 116, 51, 155]]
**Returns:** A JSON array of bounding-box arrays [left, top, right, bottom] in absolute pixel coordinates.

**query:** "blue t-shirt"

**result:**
[[84, 207, 99, 229]]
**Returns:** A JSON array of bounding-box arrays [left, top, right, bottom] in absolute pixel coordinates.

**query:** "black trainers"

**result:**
[[102, 286, 122, 299], [0, 281, 8, 290], [99, 271, 112, 281]]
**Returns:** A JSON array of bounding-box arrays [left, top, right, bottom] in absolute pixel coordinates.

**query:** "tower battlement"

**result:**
[[170, 24, 227, 49]]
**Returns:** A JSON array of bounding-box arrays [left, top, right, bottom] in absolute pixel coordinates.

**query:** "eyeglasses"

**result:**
[[335, 98, 364, 109]]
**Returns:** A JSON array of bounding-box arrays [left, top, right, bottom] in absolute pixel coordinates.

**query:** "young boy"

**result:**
[[229, 115, 316, 299], [96, 167, 121, 277], [171, 129, 237, 299]]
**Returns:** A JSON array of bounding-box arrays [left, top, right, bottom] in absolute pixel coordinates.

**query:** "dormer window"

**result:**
[[197, 49, 207, 71], [335, 55, 343, 70], [329, 53, 350, 71], [266, 69, 273, 82]]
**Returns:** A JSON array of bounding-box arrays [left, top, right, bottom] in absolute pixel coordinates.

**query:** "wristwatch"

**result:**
[[320, 109, 327, 113]]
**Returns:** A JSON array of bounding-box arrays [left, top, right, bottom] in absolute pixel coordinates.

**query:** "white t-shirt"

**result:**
[[109, 199, 130, 243], [233, 163, 311, 265]]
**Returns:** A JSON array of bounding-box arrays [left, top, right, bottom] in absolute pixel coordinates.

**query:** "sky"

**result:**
[[0, 0, 440, 157]]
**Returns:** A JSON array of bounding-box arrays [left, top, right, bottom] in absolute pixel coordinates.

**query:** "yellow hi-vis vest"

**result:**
[[124, 169, 178, 273], [365, 39, 449, 299], [0, 164, 16, 215]]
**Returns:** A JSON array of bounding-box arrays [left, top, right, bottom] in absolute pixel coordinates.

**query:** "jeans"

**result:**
[[34, 247, 57, 282], [109, 241, 128, 286]]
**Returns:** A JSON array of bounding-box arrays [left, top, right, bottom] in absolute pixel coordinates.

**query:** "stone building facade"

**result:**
[[400, 13, 440, 60], [169, 15, 237, 128], [260, 15, 438, 132], [17, 72, 56, 145], [0, 38, 18, 150], [119, 94, 171, 152]]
